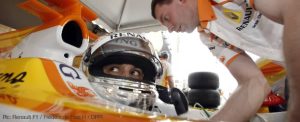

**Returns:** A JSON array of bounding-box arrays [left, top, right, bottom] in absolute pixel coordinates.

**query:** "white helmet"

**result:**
[[82, 32, 163, 110]]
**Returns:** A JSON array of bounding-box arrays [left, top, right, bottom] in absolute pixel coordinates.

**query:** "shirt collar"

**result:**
[[197, 0, 217, 31]]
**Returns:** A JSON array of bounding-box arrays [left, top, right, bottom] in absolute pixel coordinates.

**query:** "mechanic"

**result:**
[[156, 51, 175, 104], [151, 0, 299, 121], [157, 51, 174, 89]]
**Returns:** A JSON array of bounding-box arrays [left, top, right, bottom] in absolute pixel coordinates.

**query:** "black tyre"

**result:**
[[188, 72, 219, 89], [188, 89, 220, 108]]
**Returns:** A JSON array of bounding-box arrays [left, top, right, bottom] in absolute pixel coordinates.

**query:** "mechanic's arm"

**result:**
[[166, 64, 175, 88], [281, 0, 300, 121], [167, 76, 174, 88], [210, 52, 271, 122], [200, 32, 271, 121], [254, 0, 300, 121]]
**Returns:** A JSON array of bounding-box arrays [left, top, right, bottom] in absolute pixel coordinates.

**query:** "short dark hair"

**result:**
[[151, 0, 173, 19]]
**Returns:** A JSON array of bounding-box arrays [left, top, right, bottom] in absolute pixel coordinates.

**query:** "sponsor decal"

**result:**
[[110, 33, 146, 40], [67, 82, 96, 97], [112, 38, 140, 47], [236, 2, 253, 31], [211, 35, 231, 48], [59, 64, 81, 80], [109, 33, 147, 50], [0, 72, 26, 104], [222, 41, 231, 48], [252, 13, 262, 28], [57, 62, 96, 97], [0, 93, 17, 104], [0, 72, 26, 84], [222, 8, 243, 24]]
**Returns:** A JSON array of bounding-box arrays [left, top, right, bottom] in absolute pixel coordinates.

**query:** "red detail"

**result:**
[[67, 82, 96, 97], [262, 92, 285, 106], [0, 93, 18, 105]]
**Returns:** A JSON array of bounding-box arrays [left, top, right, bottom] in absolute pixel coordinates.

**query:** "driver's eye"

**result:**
[[131, 70, 141, 76], [110, 67, 119, 72]]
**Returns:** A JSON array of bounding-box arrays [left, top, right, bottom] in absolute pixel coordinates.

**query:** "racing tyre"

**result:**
[[188, 89, 220, 108], [188, 72, 219, 89]]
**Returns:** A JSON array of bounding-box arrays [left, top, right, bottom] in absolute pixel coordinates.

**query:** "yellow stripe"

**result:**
[[0, 27, 37, 48], [41, 59, 75, 96]]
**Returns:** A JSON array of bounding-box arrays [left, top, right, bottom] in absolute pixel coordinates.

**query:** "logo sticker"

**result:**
[[67, 82, 96, 97], [222, 8, 243, 24]]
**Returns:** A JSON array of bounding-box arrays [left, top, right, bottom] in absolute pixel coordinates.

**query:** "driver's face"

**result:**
[[103, 64, 144, 80]]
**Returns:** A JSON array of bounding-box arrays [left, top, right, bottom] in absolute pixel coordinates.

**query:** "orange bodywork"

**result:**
[[0, 0, 99, 52]]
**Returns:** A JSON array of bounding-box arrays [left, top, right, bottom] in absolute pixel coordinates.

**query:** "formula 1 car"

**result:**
[[0, 0, 287, 122], [0, 0, 207, 121]]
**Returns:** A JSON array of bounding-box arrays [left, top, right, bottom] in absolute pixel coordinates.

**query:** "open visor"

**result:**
[[87, 36, 162, 83], [89, 51, 161, 83]]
